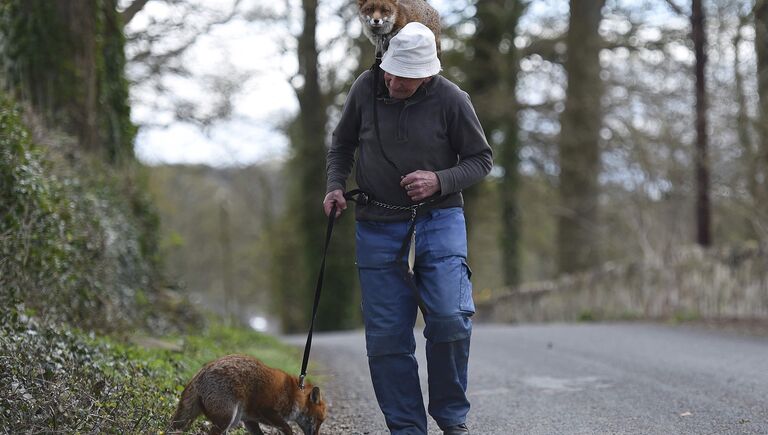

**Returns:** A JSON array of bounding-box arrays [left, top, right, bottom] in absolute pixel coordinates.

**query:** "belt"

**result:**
[[346, 189, 449, 315]]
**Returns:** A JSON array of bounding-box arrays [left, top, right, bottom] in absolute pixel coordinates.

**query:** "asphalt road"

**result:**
[[285, 322, 768, 435]]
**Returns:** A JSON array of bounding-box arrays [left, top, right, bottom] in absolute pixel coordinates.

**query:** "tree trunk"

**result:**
[[58, 1, 99, 151], [0, 0, 135, 162], [734, 18, 759, 239], [557, 0, 605, 275], [462, 0, 525, 286], [692, 0, 711, 246], [756, 0, 768, 228], [281, 0, 359, 332], [100, 0, 136, 164], [497, 1, 524, 287], [218, 200, 235, 325]]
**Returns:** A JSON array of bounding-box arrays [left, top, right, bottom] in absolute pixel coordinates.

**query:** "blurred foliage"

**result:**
[[146, 163, 281, 327], [145, 158, 362, 333]]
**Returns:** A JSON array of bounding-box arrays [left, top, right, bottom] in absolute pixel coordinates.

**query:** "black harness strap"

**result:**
[[369, 43, 432, 316], [351, 192, 429, 316], [371, 48, 403, 177], [396, 210, 424, 312]]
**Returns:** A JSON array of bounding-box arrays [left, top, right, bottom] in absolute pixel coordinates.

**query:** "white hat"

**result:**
[[380, 22, 441, 78]]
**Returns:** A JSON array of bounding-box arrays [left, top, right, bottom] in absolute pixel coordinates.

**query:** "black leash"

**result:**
[[298, 190, 366, 389], [297, 188, 425, 388], [298, 201, 337, 390]]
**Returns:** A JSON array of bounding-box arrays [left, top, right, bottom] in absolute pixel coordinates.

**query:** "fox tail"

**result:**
[[169, 374, 202, 432]]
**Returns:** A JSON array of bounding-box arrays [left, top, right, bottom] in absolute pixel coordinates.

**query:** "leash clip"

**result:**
[[344, 190, 369, 205]]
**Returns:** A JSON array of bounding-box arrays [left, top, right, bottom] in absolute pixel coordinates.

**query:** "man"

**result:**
[[323, 22, 492, 435]]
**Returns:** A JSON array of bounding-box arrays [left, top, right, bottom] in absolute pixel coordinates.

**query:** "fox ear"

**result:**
[[310, 386, 321, 404], [357, 0, 365, 7]]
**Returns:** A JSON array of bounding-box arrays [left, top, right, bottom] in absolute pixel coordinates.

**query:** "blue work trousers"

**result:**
[[356, 207, 474, 435]]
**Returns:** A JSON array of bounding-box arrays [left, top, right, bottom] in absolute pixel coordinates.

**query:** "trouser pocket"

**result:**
[[459, 259, 475, 314]]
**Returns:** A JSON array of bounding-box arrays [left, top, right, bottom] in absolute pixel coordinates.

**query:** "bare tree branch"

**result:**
[[664, 0, 687, 17], [127, 0, 244, 79], [520, 35, 566, 62], [121, 0, 152, 26]]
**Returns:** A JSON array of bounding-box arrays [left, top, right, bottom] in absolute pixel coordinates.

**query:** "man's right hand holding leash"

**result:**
[[323, 189, 347, 218]]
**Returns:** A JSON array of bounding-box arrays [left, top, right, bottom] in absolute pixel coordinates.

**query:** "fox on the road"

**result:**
[[169, 354, 326, 435]]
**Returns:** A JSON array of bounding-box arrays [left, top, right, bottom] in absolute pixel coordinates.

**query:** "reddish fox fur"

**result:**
[[169, 354, 326, 435], [357, 0, 441, 55]]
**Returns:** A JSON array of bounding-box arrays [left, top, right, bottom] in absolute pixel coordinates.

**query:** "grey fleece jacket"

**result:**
[[326, 69, 493, 221]]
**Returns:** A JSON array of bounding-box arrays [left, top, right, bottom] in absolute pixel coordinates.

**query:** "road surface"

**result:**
[[285, 322, 768, 434]]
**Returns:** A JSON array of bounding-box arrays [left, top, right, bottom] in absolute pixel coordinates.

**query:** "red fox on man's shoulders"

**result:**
[[357, 0, 442, 54], [169, 354, 326, 435]]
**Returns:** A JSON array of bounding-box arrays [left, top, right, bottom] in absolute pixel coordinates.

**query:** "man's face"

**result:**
[[383, 71, 429, 100]]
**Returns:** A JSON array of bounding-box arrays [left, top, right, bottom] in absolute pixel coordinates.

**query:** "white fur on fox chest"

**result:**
[[287, 403, 302, 422], [359, 12, 398, 47]]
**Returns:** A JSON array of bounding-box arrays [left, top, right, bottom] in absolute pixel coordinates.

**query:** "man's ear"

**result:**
[[310, 386, 321, 404]]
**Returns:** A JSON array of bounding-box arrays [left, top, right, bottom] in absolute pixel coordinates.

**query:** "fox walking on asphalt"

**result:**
[[169, 354, 326, 435]]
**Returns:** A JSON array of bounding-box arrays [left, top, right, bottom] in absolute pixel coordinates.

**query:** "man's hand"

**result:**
[[323, 189, 347, 218], [400, 170, 441, 202]]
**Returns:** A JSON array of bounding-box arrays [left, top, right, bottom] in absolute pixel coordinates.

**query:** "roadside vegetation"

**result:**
[[0, 310, 302, 433], [0, 96, 303, 433], [0, 2, 317, 431]]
